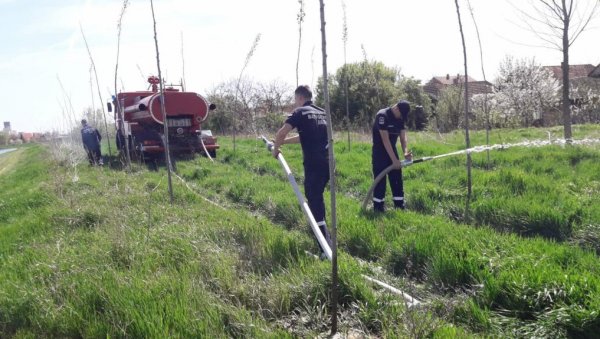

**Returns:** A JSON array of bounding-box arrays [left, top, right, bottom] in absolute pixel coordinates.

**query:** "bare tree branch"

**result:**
[[507, 0, 598, 52], [80, 23, 113, 160], [454, 0, 472, 218], [233, 33, 261, 151], [181, 31, 186, 90], [296, 0, 305, 87], [115, 0, 131, 169], [569, 1, 599, 45], [318, 0, 339, 334], [492, 29, 562, 50], [136, 64, 146, 84], [149, 0, 174, 204], [567, 0, 575, 18], [540, 0, 563, 19], [466, 0, 491, 166], [342, 0, 350, 150], [513, 0, 599, 140]]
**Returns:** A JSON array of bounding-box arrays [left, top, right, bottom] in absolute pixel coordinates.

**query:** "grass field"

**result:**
[[217, 125, 600, 244], [177, 124, 600, 337], [0, 124, 599, 337], [0, 145, 470, 337]]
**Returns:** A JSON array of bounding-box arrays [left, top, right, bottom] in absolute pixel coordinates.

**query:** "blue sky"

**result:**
[[1, 0, 599, 132]]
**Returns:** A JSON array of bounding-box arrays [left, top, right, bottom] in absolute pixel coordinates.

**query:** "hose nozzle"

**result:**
[[411, 156, 433, 164], [400, 159, 414, 167]]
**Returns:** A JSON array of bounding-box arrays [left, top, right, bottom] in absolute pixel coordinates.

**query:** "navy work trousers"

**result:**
[[304, 161, 331, 250], [372, 150, 404, 211]]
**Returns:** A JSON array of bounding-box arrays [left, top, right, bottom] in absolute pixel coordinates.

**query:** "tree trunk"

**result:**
[[318, 0, 338, 334], [342, 2, 350, 151], [344, 67, 350, 151], [467, 0, 490, 167], [296, 0, 304, 87], [561, 0, 572, 141], [115, 5, 131, 170], [455, 0, 472, 219], [150, 0, 174, 204], [80, 25, 113, 162]]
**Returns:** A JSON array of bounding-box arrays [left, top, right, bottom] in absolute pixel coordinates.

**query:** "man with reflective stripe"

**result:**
[[371, 100, 412, 212], [272, 85, 331, 256]]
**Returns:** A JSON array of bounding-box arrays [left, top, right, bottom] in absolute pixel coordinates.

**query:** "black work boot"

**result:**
[[373, 201, 385, 213], [393, 197, 405, 210]]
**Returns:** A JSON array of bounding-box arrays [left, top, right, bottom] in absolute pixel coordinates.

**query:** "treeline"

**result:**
[[315, 60, 431, 131], [204, 61, 432, 134], [434, 57, 600, 133], [0, 132, 10, 146], [203, 77, 293, 135], [203, 57, 599, 134]]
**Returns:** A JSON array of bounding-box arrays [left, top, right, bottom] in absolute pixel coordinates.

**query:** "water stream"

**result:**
[[429, 138, 600, 160], [0, 148, 17, 156]]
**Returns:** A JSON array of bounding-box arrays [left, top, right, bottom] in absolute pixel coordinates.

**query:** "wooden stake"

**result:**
[[80, 24, 113, 162], [466, 0, 490, 168], [454, 0, 472, 220], [318, 0, 339, 334], [342, 0, 350, 151], [115, 0, 131, 169], [150, 0, 174, 204]]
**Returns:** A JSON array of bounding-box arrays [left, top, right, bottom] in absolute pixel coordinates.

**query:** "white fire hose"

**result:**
[[362, 157, 433, 210], [261, 136, 332, 260], [260, 136, 420, 306]]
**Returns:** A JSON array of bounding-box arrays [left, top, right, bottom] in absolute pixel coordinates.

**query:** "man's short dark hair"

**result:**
[[294, 85, 313, 100], [396, 100, 411, 115], [81, 119, 88, 125]]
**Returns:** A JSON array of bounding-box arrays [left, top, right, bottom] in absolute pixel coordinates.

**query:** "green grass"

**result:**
[[175, 124, 600, 337], [1, 124, 598, 337], [0, 145, 467, 337], [221, 125, 600, 243]]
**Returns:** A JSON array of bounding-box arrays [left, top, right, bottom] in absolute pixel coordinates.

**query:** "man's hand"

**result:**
[[273, 123, 294, 159], [271, 147, 280, 159], [404, 150, 413, 162], [392, 157, 402, 169]]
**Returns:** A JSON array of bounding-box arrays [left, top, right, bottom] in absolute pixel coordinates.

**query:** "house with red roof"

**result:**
[[590, 64, 600, 78], [542, 64, 597, 82], [423, 74, 493, 101], [541, 63, 600, 125]]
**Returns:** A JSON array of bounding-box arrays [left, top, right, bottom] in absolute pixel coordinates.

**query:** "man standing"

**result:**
[[272, 85, 331, 255], [371, 100, 412, 212], [81, 119, 103, 166]]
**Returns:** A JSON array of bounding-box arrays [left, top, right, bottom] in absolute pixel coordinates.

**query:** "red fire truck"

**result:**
[[111, 76, 218, 158]]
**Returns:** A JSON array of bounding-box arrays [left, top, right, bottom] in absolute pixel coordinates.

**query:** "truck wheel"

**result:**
[[208, 150, 217, 158]]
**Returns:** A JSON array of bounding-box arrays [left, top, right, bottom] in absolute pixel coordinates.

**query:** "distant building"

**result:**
[[541, 63, 600, 125], [542, 64, 597, 83], [590, 64, 600, 78], [2, 121, 10, 133], [20, 132, 33, 143], [423, 74, 493, 101], [541, 63, 600, 97], [17, 132, 44, 143]]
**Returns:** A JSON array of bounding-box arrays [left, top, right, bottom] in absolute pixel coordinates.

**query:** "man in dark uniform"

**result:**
[[371, 100, 412, 212], [272, 85, 331, 255], [81, 119, 103, 166]]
